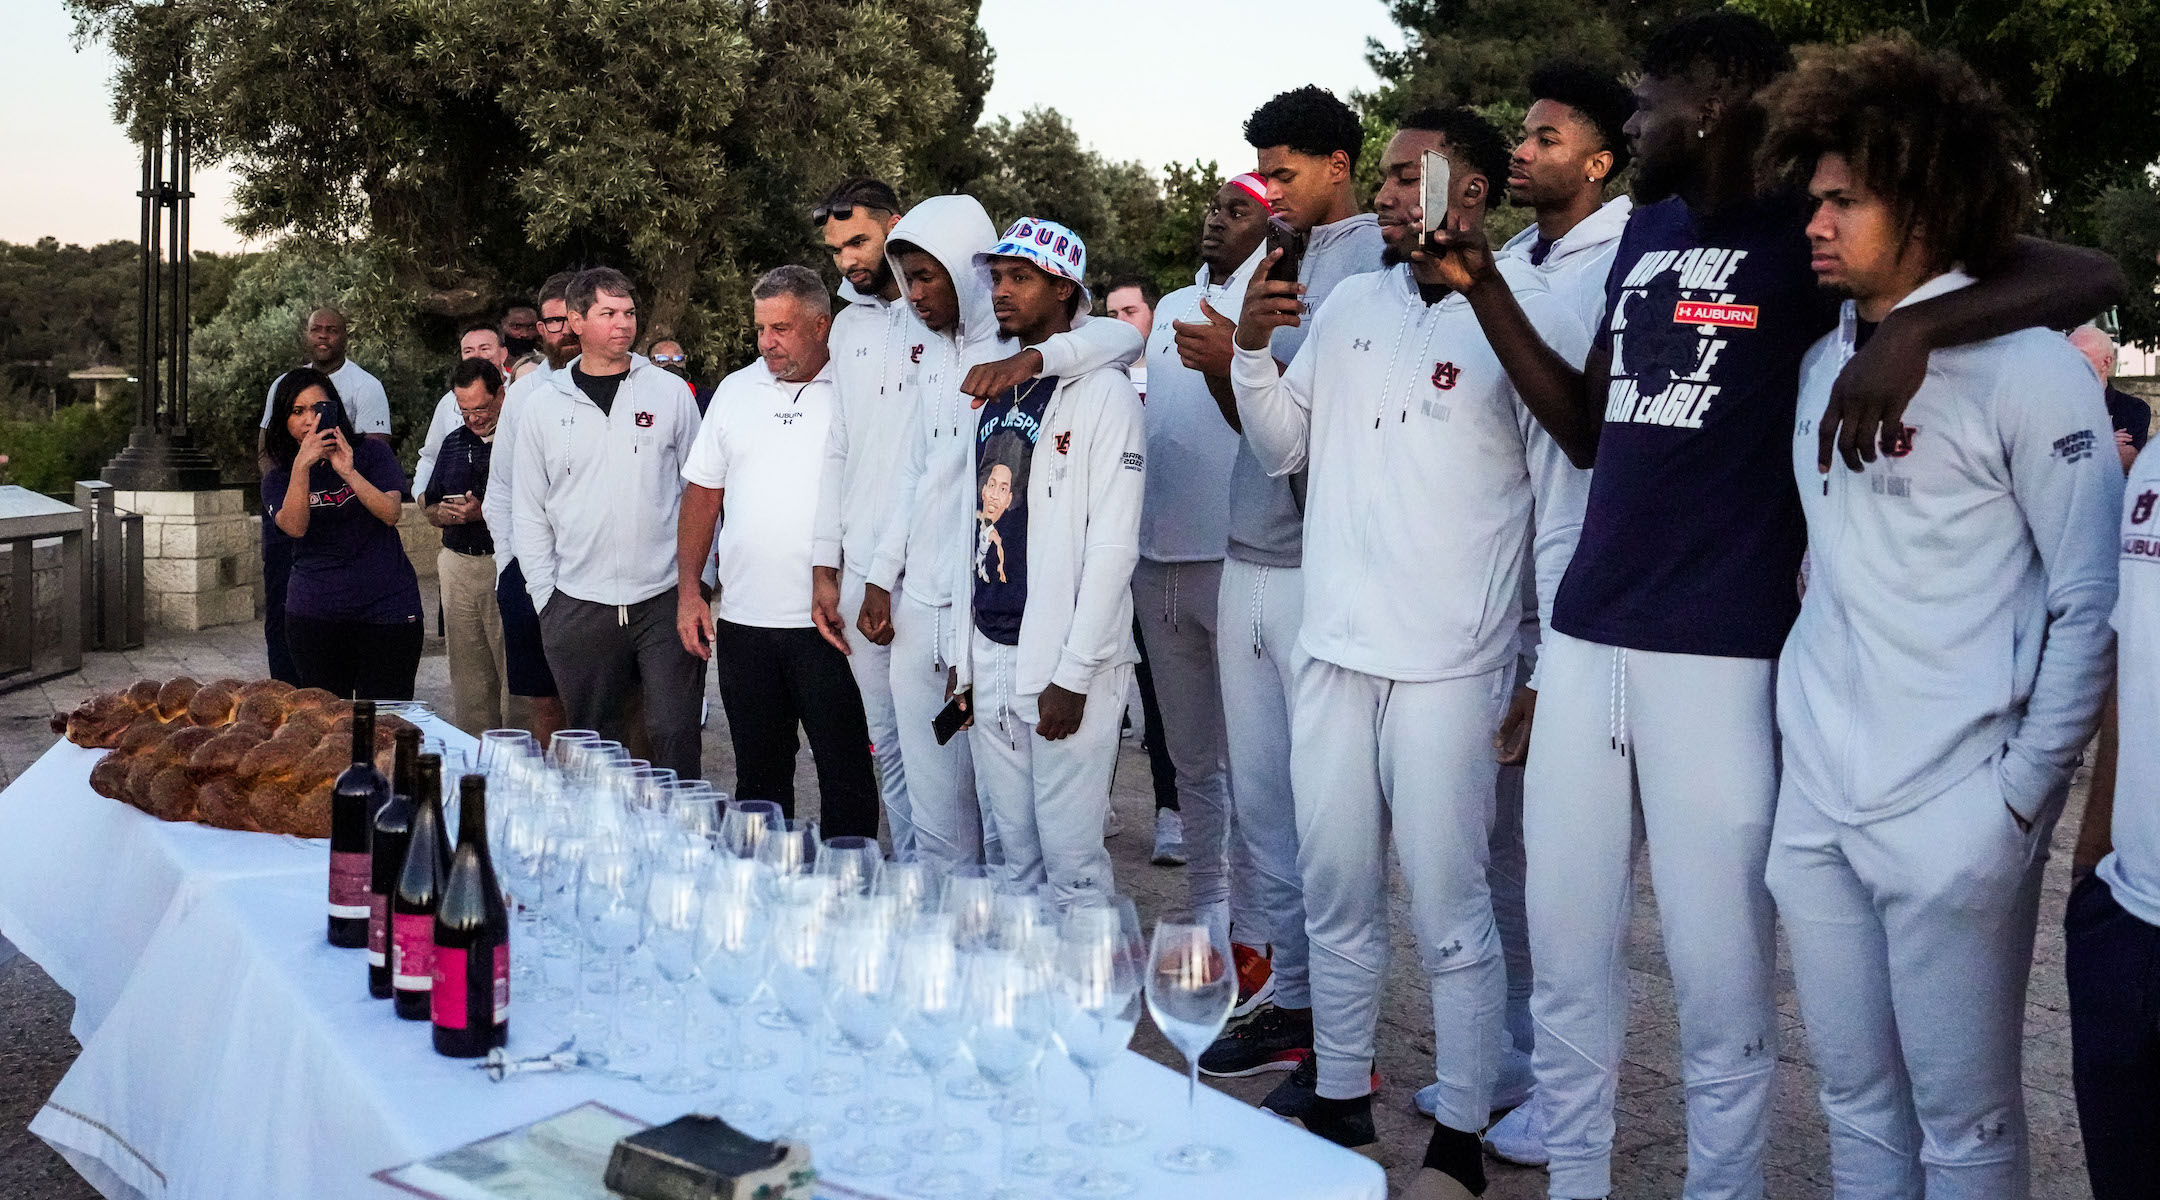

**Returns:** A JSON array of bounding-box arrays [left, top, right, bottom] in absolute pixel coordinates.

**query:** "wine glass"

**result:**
[[876, 854, 941, 921], [817, 835, 882, 897], [721, 798, 782, 859], [640, 861, 711, 1094], [548, 729, 601, 773], [893, 915, 979, 1197], [757, 818, 820, 892], [696, 879, 778, 1127], [964, 949, 1053, 1200], [500, 789, 568, 1002], [667, 782, 724, 846], [1053, 897, 1147, 1196], [940, 864, 1001, 1101], [575, 843, 651, 1063], [767, 878, 851, 1111], [540, 820, 604, 1039], [826, 905, 908, 1176], [1146, 911, 1237, 1174]]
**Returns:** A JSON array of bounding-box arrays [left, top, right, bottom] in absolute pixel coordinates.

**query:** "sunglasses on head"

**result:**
[[811, 199, 893, 225]]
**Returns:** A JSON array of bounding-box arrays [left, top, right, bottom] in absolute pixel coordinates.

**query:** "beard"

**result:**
[[546, 335, 580, 370], [858, 259, 895, 296]]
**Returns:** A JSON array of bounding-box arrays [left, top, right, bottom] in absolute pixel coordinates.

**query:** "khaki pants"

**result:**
[[438, 547, 507, 734]]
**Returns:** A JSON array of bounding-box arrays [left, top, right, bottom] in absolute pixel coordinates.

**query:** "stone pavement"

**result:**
[[0, 619, 2101, 1199]]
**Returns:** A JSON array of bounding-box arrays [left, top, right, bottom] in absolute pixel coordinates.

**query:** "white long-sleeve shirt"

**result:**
[[2103, 439, 2160, 925], [481, 362, 557, 576], [811, 281, 914, 578], [1230, 260, 1591, 683], [1779, 272, 2122, 826]]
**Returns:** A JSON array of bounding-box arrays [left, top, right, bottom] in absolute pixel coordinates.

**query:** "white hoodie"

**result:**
[[865, 196, 1142, 611], [1780, 271, 2121, 826], [1498, 195, 1633, 335], [1139, 247, 1263, 563], [482, 360, 558, 576], [811, 278, 914, 578], [508, 353, 702, 612], [1231, 259, 1591, 683]]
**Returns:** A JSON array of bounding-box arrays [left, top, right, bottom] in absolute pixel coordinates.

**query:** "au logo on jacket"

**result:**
[[1431, 362, 1461, 390]]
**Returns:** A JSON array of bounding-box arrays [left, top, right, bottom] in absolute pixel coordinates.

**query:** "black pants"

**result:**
[[1133, 615, 1178, 811], [2066, 872, 2160, 1198], [284, 613, 423, 700], [538, 590, 705, 780], [262, 537, 300, 685], [711, 620, 879, 839]]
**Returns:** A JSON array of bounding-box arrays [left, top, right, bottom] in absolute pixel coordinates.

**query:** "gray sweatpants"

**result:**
[[538, 589, 706, 781], [1217, 556, 1311, 1007], [1132, 558, 1232, 929]]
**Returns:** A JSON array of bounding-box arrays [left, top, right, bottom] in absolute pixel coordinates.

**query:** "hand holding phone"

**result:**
[[933, 690, 972, 745], [1264, 215, 1307, 284], [1420, 149, 1452, 239]]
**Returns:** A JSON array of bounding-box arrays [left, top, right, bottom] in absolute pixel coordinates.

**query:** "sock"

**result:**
[[1422, 1122, 1486, 1194]]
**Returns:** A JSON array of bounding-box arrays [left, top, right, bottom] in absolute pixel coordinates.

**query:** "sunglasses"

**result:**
[[811, 200, 893, 224]]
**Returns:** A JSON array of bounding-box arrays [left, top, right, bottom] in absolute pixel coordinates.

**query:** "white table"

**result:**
[[1, 733, 1386, 1200]]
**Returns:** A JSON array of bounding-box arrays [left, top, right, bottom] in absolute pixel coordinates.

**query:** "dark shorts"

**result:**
[[496, 559, 559, 698]]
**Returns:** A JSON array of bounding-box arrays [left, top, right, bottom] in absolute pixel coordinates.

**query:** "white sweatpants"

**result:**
[[1133, 559, 1232, 920], [968, 629, 1126, 904], [1216, 556, 1311, 1007], [842, 569, 912, 855], [1525, 630, 1780, 1200], [1766, 758, 2056, 1200], [889, 593, 980, 867], [1294, 657, 1511, 1129]]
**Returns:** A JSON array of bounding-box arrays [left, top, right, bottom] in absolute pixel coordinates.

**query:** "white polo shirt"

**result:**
[[681, 358, 835, 629], [260, 359, 394, 436]]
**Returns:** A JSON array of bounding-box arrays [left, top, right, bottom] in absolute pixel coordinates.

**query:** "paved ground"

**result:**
[[0, 615, 2100, 1199]]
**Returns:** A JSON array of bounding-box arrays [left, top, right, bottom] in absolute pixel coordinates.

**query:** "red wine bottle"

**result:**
[[391, 753, 451, 1021], [434, 774, 510, 1056], [327, 701, 386, 947], [369, 726, 423, 999]]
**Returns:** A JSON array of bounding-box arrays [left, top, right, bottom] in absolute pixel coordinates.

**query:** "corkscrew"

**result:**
[[474, 1040, 642, 1082]]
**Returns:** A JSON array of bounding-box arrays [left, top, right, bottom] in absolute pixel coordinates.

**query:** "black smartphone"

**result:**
[[933, 691, 972, 745], [1265, 215, 1307, 284]]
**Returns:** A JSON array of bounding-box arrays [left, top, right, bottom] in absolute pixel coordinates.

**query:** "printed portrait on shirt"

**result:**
[[976, 427, 1034, 584]]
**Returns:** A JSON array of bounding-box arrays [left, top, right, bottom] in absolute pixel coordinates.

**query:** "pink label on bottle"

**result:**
[[367, 893, 389, 967], [493, 942, 510, 1024], [391, 912, 434, 992], [328, 851, 372, 919], [432, 946, 469, 1029]]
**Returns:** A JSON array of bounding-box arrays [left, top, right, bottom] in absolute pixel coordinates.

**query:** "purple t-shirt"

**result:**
[[1554, 193, 1840, 659], [262, 438, 424, 625]]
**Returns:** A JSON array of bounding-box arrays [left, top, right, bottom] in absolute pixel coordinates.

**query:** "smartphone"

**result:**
[[1264, 215, 1307, 284], [932, 691, 972, 745], [1420, 149, 1452, 237]]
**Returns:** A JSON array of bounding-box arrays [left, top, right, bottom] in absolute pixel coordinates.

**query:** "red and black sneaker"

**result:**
[[1199, 1005, 1313, 1077], [1231, 942, 1275, 1018]]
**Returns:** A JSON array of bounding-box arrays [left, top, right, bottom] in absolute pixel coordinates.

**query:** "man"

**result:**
[[2072, 357, 2160, 1200], [1759, 38, 2120, 1196], [858, 195, 1141, 867], [1435, 12, 2123, 1197], [947, 218, 1145, 903], [509, 267, 705, 779], [1178, 83, 1388, 1049], [484, 274, 576, 742], [415, 323, 512, 496], [501, 302, 541, 359], [2070, 325, 2150, 472], [679, 266, 879, 836], [1105, 277, 1157, 395], [1232, 110, 1591, 1200], [1476, 57, 1637, 1162], [425, 358, 511, 734], [257, 305, 395, 685], [808, 178, 919, 854], [1124, 176, 1267, 982]]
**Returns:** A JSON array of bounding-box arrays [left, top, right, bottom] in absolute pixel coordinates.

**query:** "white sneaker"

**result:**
[[1105, 804, 1125, 838], [1481, 1098, 1549, 1167], [1151, 808, 1188, 866]]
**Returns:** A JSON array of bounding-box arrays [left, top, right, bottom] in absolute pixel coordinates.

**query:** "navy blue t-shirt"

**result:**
[[262, 437, 425, 626], [972, 378, 1057, 646], [1554, 193, 1840, 659]]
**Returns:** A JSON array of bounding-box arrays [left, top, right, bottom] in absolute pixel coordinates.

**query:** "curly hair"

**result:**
[[1400, 106, 1512, 197], [1245, 85, 1366, 167], [1760, 34, 2032, 275], [1528, 61, 1636, 176]]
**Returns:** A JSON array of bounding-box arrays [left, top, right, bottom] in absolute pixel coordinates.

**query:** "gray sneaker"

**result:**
[[1151, 807, 1187, 866]]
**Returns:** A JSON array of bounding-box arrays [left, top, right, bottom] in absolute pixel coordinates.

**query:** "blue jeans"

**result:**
[[2066, 871, 2160, 1200]]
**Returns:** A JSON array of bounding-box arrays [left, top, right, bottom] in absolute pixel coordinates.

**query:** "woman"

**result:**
[[261, 367, 424, 699]]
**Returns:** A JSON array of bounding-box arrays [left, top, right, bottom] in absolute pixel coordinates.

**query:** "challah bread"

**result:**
[[185, 685, 239, 728], [152, 678, 201, 722]]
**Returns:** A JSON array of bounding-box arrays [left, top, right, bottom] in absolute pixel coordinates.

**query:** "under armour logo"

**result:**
[[1975, 1120, 2007, 1144], [856, 346, 869, 357], [1742, 1037, 1765, 1058], [1352, 338, 1372, 351], [1434, 940, 1462, 959]]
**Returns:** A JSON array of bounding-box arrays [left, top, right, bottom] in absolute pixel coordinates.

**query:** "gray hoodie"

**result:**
[[1779, 271, 2122, 826]]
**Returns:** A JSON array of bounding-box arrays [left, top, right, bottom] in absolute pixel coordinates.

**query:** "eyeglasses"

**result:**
[[651, 353, 686, 364], [539, 316, 569, 330]]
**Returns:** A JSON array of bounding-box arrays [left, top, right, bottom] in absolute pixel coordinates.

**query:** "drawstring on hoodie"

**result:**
[[1164, 563, 1181, 632], [1250, 566, 1270, 657], [1608, 645, 1629, 756], [618, 604, 628, 628], [1371, 290, 1441, 429]]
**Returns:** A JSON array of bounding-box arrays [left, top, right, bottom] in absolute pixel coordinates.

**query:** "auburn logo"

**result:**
[[910, 344, 925, 363], [1884, 424, 1917, 457], [1431, 361, 1461, 390], [1054, 431, 1072, 455], [634, 411, 654, 428], [2135, 489, 2157, 525]]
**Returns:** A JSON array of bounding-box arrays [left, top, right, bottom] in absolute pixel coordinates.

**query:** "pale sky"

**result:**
[[0, 1, 1396, 254]]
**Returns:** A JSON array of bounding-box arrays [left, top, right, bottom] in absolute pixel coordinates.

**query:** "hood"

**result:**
[[1309, 211, 1382, 256], [542, 351, 657, 398], [1500, 195, 1634, 266], [884, 194, 999, 350], [1383, 256, 1544, 311], [837, 277, 889, 309]]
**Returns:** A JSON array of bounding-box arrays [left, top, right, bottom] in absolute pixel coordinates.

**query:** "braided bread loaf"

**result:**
[[59, 677, 413, 837]]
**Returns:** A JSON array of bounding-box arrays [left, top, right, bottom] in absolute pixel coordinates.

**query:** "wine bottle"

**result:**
[[433, 774, 510, 1056], [369, 725, 423, 999], [391, 753, 452, 1021], [327, 701, 386, 947]]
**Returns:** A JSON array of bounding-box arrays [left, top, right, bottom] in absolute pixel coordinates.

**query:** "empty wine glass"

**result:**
[[548, 729, 601, 773], [721, 798, 782, 859], [876, 854, 941, 921], [667, 782, 724, 845], [575, 843, 651, 1064], [500, 790, 568, 1002], [640, 861, 711, 1094], [817, 835, 882, 897], [768, 878, 851, 1114], [893, 915, 980, 1197], [1053, 896, 1148, 1196], [940, 864, 1000, 1102], [1146, 910, 1237, 1174], [826, 906, 907, 1176], [696, 879, 778, 1127], [965, 949, 1053, 1200], [757, 818, 820, 891]]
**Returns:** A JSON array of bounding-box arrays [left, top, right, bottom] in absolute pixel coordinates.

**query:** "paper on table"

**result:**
[[372, 1101, 647, 1200]]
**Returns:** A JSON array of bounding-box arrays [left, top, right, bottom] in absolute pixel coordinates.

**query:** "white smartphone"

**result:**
[[1420, 149, 1452, 237]]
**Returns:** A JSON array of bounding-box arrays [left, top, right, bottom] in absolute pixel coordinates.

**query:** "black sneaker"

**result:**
[[1260, 1050, 1322, 1122], [1200, 1006, 1313, 1077], [1262, 1051, 1384, 1155]]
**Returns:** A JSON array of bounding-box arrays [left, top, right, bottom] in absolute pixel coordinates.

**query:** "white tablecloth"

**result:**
[[2, 732, 1385, 1200]]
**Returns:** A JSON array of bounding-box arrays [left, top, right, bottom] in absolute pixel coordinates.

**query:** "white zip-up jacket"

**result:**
[[1497, 195, 1633, 334], [1231, 260, 1592, 683], [947, 365, 1146, 700], [508, 353, 701, 612], [811, 279, 914, 578], [1140, 247, 1263, 563], [867, 196, 1142, 609], [482, 361, 557, 576], [1780, 272, 2122, 825]]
